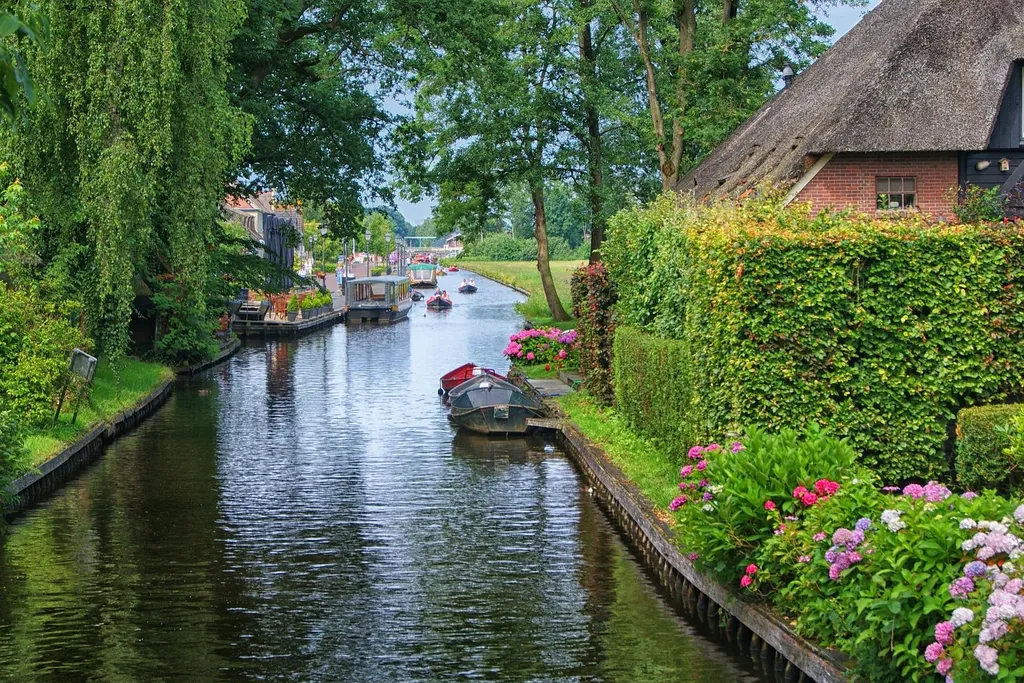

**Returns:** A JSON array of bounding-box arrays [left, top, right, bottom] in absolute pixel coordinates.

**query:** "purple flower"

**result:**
[[964, 561, 987, 578], [924, 642, 945, 663], [669, 496, 687, 511], [698, 478, 708, 487], [882, 486, 901, 493], [828, 564, 842, 580], [934, 621, 954, 646], [702, 492, 713, 502], [813, 532, 827, 542], [680, 465, 694, 477], [903, 483, 925, 499], [950, 577, 975, 599], [730, 441, 744, 453], [975, 644, 1000, 675], [687, 446, 703, 460], [824, 549, 838, 564], [936, 659, 952, 676], [855, 518, 873, 532], [962, 491, 978, 500]]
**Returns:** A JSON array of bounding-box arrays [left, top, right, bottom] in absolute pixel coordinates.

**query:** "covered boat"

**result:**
[[448, 375, 545, 434], [343, 276, 413, 324], [426, 294, 452, 310], [408, 263, 437, 288], [439, 363, 506, 395]]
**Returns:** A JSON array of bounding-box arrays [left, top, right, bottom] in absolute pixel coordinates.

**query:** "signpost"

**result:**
[[54, 349, 97, 425]]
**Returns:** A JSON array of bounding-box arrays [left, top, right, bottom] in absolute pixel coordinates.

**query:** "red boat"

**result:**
[[439, 363, 506, 394], [448, 266, 459, 272]]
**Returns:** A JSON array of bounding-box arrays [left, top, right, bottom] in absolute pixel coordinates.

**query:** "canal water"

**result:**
[[0, 273, 763, 682]]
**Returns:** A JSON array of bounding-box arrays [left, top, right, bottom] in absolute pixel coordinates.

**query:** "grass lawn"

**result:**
[[516, 363, 563, 380], [556, 392, 681, 522], [23, 358, 174, 469], [458, 260, 583, 329]]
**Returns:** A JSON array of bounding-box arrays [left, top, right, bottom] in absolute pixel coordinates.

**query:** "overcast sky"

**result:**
[[392, 1, 882, 224]]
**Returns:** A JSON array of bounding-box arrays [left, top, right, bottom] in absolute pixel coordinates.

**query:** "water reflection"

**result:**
[[0, 272, 762, 682]]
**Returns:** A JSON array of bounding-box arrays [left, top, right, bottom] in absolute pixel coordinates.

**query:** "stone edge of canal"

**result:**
[[531, 391, 851, 683]]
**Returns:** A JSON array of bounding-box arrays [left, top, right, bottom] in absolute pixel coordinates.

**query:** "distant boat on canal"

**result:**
[[457, 279, 478, 294], [343, 275, 413, 324], [408, 263, 437, 288], [448, 374, 545, 434]]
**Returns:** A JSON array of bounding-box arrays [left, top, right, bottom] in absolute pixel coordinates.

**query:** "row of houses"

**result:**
[[682, 0, 1024, 219]]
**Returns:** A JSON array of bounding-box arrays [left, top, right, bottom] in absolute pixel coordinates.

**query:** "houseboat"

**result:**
[[408, 263, 438, 288], [343, 275, 413, 324]]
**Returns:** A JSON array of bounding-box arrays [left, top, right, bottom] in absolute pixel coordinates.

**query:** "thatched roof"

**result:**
[[677, 0, 1024, 200]]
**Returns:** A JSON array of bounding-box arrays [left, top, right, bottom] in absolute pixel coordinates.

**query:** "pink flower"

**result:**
[[924, 642, 944, 663], [669, 496, 687, 511], [730, 441, 744, 453], [813, 532, 827, 542], [814, 479, 840, 496], [793, 486, 808, 499], [704, 443, 721, 453], [740, 575, 753, 588], [696, 460, 708, 471], [764, 501, 776, 511], [557, 349, 567, 359], [687, 446, 703, 459], [798, 555, 811, 563], [698, 478, 708, 487], [688, 553, 699, 561], [745, 564, 758, 575], [680, 465, 694, 477], [800, 492, 819, 507], [936, 659, 952, 675], [526, 352, 535, 361]]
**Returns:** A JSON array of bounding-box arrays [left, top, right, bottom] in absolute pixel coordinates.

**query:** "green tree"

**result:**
[[10, 0, 250, 360], [605, 0, 861, 189], [228, 0, 388, 229], [362, 211, 395, 259], [394, 0, 574, 320]]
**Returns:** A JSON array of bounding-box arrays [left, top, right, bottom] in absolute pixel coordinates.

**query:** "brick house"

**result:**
[[678, 0, 1024, 218]]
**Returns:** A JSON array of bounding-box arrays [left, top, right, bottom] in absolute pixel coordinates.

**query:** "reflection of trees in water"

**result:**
[[266, 340, 295, 397]]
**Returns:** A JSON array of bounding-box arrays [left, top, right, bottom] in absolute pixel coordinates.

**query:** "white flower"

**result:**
[[960, 518, 978, 530], [963, 538, 979, 552], [1003, 562, 1016, 575], [951, 607, 975, 627], [701, 504, 714, 512], [881, 509, 906, 532]]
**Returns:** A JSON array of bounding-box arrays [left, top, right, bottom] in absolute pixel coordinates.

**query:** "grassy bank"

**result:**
[[457, 260, 581, 329], [556, 392, 681, 521], [23, 359, 174, 468]]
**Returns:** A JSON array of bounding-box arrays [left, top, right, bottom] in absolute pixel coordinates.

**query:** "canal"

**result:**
[[0, 273, 764, 682]]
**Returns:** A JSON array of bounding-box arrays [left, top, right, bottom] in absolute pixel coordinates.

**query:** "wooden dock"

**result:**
[[231, 309, 345, 338]]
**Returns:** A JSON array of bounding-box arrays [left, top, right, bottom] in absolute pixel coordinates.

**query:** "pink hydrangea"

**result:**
[[745, 564, 758, 575], [669, 496, 688, 511], [764, 501, 776, 511], [814, 479, 840, 496], [740, 575, 752, 588], [813, 532, 827, 542], [680, 465, 694, 477], [526, 352, 535, 361], [696, 460, 708, 471], [687, 446, 703, 460], [800, 492, 819, 507], [793, 486, 808, 499], [924, 642, 945, 663]]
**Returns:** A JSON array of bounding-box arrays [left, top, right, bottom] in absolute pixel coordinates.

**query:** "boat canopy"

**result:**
[[449, 375, 543, 410]]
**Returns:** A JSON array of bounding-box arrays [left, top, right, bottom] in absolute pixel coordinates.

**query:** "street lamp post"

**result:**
[[364, 228, 372, 278], [385, 232, 392, 275], [320, 224, 328, 288]]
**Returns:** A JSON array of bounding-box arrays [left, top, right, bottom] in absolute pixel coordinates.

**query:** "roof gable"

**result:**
[[679, 0, 1024, 200]]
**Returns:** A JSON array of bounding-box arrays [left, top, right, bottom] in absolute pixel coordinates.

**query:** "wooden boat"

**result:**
[[343, 275, 413, 324], [411, 290, 423, 301], [448, 375, 545, 434], [439, 363, 506, 395], [426, 294, 452, 310], [457, 283, 478, 294]]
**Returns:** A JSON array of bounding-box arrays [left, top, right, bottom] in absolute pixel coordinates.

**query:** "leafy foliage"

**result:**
[[604, 197, 1024, 482], [12, 0, 251, 359], [955, 404, 1024, 494], [460, 233, 584, 262], [571, 262, 617, 403], [0, 6, 46, 128], [953, 185, 1007, 224], [0, 408, 27, 516]]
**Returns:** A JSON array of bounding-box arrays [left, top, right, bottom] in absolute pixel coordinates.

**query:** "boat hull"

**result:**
[[345, 300, 412, 324], [426, 298, 452, 310], [449, 404, 543, 434], [457, 285, 478, 294], [440, 364, 505, 393]]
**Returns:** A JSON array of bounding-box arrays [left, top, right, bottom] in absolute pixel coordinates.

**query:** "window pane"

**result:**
[[904, 178, 916, 192], [904, 193, 916, 208], [876, 178, 890, 193], [890, 178, 904, 192]]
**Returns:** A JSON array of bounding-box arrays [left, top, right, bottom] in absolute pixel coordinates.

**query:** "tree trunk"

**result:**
[[579, 6, 605, 263], [531, 181, 571, 321]]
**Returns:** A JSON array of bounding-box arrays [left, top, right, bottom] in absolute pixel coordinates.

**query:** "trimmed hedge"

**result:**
[[613, 327, 695, 459], [570, 263, 616, 403], [603, 196, 1024, 482], [956, 403, 1022, 492]]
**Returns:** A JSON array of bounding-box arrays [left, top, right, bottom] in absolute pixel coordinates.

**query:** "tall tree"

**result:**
[[394, 0, 575, 321], [0, 8, 45, 128], [10, 0, 250, 357], [228, 0, 390, 233], [606, 0, 858, 190]]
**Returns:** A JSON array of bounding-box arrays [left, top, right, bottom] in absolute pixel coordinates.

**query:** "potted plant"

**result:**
[[286, 295, 299, 322], [300, 292, 316, 319]]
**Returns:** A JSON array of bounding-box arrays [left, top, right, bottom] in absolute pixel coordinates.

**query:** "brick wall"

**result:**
[[794, 152, 960, 218]]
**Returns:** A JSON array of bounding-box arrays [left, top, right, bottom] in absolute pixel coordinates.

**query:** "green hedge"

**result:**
[[613, 327, 695, 459], [956, 403, 1022, 492], [570, 263, 617, 403], [603, 196, 1024, 482]]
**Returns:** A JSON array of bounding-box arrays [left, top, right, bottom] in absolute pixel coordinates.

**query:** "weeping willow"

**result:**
[[12, 0, 251, 357]]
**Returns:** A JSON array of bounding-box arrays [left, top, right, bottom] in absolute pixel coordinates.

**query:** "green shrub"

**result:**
[[0, 408, 27, 514], [955, 403, 1023, 493], [0, 283, 90, 427], [287, 295, 299, 313], [459, 233, 581, 261], [604, 196, 1024, 482], [613, 327, 694, 456], [570, 263, 616, 403]]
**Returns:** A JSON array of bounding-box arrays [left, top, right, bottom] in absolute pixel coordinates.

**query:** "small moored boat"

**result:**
[[448, 375, 545, 434], [439, 362, 506, 395], [426, 294, 452, 310]]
